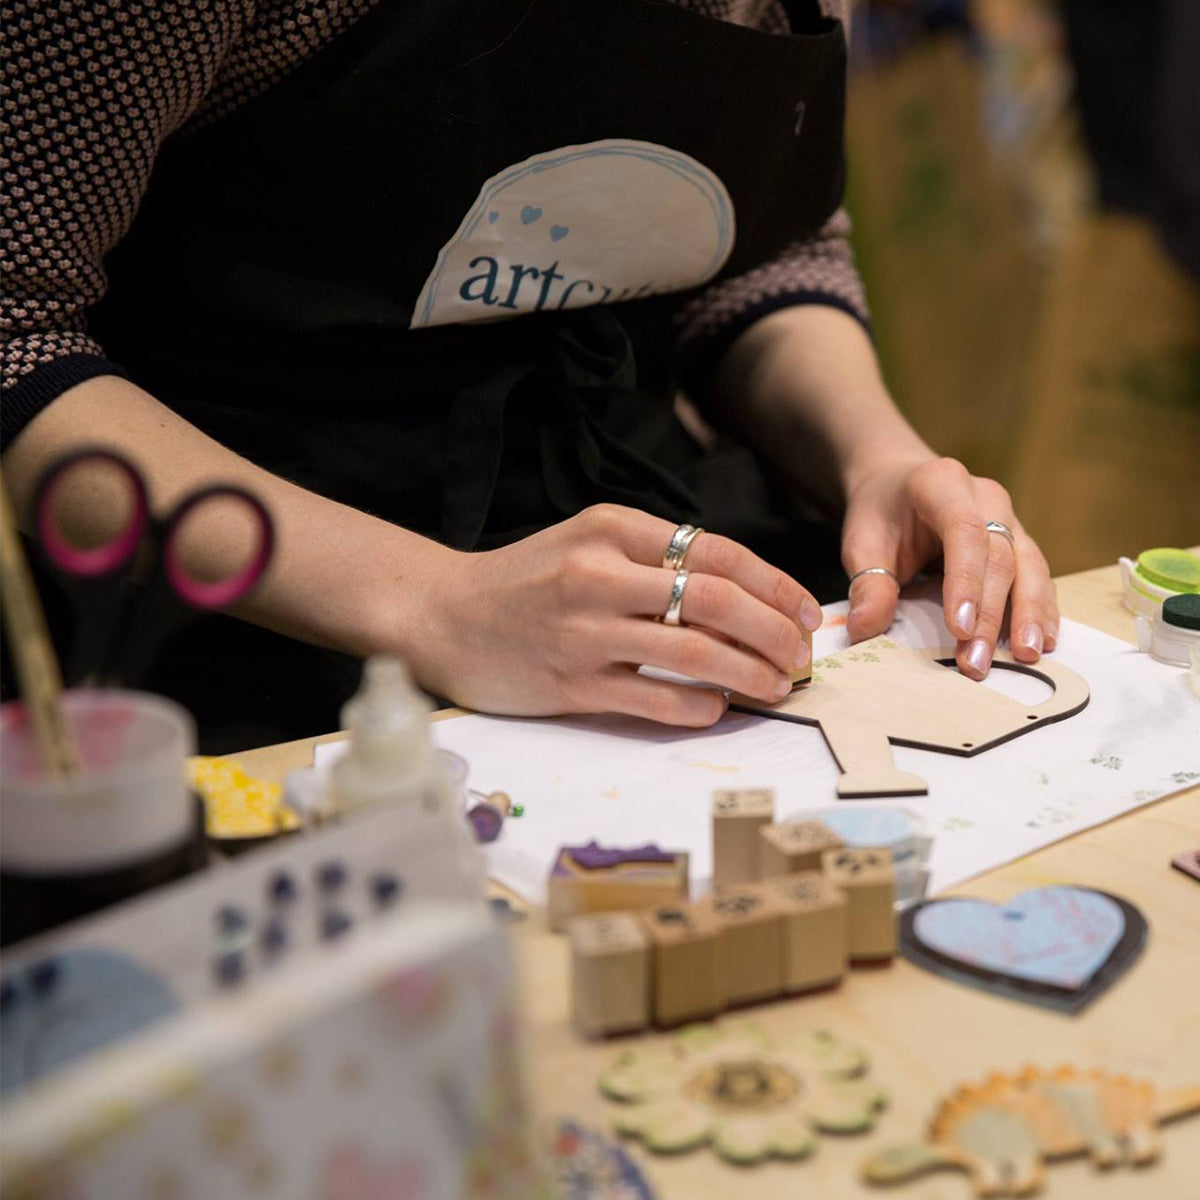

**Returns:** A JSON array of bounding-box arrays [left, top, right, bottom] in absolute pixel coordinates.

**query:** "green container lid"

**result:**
[[1162, 593, 1200, 631], [1136, 547, 1200, 593]]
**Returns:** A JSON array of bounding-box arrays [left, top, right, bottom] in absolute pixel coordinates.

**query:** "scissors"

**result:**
[[33, 448, 275, 688]]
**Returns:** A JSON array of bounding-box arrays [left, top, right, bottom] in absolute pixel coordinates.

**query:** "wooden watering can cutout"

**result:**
[[732, 635, 1090, 798]]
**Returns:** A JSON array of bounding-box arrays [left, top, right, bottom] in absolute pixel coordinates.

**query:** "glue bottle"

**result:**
[[329, 656, 452, 816]]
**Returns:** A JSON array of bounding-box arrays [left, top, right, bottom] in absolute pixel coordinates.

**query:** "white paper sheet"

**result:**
[[317, 596, 1199, 904]]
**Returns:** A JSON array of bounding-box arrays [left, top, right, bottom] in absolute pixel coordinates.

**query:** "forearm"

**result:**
[[1, 375, 455, 664], [711, 305, 935, 509]]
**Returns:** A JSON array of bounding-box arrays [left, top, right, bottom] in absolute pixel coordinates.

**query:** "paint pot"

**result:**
[[0, 690, 205, 945], [1119, 547, 1200, 618], [1135, 593, 1200, 668]]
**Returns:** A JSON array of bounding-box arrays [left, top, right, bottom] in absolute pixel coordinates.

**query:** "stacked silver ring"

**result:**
[[663, 568, 689, 626], [662, 523, 703, 570]]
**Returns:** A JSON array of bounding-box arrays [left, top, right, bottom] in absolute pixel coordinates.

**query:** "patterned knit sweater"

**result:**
[[0, 0, 867, 444]]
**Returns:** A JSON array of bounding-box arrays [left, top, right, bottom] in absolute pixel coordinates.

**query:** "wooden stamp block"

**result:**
[[797, 626, 813, 685], [762, 870, 848, 992], [821, 847, 896, 960], [759, 820, 844, 879], [547, 841, 689, 932], [640, 903, 725, 1026], [711, 789, 775, 887], [693, 882, 786, 1005], [569, 912, 651, 1038]]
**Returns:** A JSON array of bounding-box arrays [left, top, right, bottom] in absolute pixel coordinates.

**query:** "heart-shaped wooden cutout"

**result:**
[[899, 886, 1148, 1014]]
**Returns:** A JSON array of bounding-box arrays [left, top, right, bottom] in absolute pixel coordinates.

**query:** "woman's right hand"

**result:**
[[412, 504, 822, 726]]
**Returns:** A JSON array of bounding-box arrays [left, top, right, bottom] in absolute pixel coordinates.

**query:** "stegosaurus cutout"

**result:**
[[862, 1065, 1200, 1196]]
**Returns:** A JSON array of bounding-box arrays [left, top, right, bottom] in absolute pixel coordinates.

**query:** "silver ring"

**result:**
[[985, 520, 1016, 550], [848, 566, 899, 591], [662, 523, 703, 570], [663, 568, 689, 626]]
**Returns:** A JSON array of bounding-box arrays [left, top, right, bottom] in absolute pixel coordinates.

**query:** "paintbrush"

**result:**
[[0, 471, 79, 779]]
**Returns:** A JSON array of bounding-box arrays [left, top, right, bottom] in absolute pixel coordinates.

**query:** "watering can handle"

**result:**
[[929, 647, 1091, 724]]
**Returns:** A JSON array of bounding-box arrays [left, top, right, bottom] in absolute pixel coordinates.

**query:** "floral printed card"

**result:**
[[0, 903, 552, 1200]]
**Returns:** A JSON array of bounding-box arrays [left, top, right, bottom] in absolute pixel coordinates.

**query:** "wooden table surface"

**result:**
[[234, 559, 1200, 1200]]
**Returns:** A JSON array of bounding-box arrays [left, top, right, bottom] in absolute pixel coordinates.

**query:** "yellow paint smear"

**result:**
[[189, 756, 300, 838]]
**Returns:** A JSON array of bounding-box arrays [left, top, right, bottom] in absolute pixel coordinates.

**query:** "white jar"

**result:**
[[1119, 548, 1200, 619], [1135, 594, 1200, 668], [1, 689, 195, 873]]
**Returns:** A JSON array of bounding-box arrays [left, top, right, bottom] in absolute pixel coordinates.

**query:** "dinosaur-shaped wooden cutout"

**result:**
[[862, 1065, 1200, 1196]]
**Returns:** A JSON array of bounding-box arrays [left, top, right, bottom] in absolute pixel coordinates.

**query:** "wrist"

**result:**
[[839, 424, 937, 500], [358, 528, 465, 673], [716, 307, 938, 508]]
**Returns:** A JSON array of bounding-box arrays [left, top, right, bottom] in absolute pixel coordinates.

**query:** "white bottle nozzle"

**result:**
[[331, 655, 438, 812]]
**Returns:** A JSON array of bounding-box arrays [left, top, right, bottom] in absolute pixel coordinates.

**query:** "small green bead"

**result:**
[[511, 803, 525, 817]]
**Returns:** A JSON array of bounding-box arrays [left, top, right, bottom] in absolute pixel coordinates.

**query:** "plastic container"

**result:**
[[0, 689, 203, 944], [1, 690, 195, 873], [284, 749, 467, 822], [781, 803, 932, 909], [1135, 593, 1200, 668], [1119, 547, 1200, 618]]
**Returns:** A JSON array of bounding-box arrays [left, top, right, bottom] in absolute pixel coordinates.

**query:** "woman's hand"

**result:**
[[840, 455, 1059, 678], [708, 305, 1055, 679], [415, 504, 822, 725]]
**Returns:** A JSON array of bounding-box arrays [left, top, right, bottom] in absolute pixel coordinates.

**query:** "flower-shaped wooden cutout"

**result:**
[[598, 1023, 887, 1165]]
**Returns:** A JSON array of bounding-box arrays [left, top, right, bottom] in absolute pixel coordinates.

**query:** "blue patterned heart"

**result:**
[[520, 205, 543, 225], [914, 887, 1122, 986], [900, 886, 1147, 1013]]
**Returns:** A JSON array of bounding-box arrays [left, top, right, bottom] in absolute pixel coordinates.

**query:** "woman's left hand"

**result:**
[[840, 455, 1059, 678]]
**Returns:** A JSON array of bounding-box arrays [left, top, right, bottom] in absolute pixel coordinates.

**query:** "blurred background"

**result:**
[[844, 0, 1199, 574]]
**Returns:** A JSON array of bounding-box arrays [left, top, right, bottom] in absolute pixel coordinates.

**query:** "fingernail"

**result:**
[[1017, 622, 1044, 655], [794, 639, 811, 670], [965, 638, 990, 675], [1046, 619, 1060, 644], [773, 675, 792, 700], [955, 600, 977, 637], [800, 599, 822, 632]]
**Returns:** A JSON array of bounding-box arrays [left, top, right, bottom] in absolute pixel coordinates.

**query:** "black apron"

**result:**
[[88, 0, 850, 750]]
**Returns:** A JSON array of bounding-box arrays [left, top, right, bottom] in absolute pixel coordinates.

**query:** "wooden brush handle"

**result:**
[[0, 475, 78, 778]]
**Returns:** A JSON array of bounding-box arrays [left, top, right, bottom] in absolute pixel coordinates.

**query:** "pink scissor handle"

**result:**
[[161, 486, 275, 609], [34, 448, 150, 576]]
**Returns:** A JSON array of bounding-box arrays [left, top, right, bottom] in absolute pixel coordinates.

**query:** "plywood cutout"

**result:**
[[863, 1066, 1200, 1196], [732, 636, 1090, 798], [600, 1023, 887, 1165]]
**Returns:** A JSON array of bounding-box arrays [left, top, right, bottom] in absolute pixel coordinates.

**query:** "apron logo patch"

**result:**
[[411, 139, 736, 330]]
